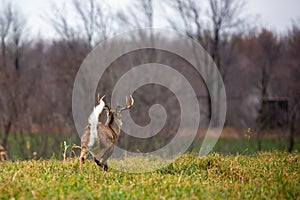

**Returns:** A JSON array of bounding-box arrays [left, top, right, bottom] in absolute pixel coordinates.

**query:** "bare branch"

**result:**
[[0, 1, 13, 68]]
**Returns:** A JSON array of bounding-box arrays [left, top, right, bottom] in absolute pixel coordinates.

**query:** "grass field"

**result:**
[[0, 151, 299, 199], [2, 131, 300, 160]]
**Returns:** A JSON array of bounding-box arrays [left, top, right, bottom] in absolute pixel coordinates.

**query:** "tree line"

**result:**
[[0, 0, 299, 158]]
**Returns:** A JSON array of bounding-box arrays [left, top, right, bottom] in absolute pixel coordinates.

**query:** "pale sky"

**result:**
[[4, 0, 300, 39]]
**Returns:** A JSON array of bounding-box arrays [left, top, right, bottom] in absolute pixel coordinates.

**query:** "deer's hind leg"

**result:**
[[94, 145, 113, 171], [93, 147, 107, 169], [93, 156, 103, 167], [100, 145, 114, 171], [79, 146, 88, 169], [80, 126, 91, 169]]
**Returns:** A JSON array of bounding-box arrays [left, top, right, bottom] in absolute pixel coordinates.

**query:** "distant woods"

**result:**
[[0, 0, 299, 158]]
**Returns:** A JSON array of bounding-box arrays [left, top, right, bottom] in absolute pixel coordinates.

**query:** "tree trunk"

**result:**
[[209, 27, 221, 127], [288, 112, 296, 152], [2, 120, 12, 151], [257, 131, 262, 151], [1, 37, 7, 68]]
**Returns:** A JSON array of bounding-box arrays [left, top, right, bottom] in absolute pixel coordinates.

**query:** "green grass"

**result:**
[[0, 152, 299, 199], [2, 131, 299, 160], [212, 138, 300, 154], [0, 132, 79, 160]]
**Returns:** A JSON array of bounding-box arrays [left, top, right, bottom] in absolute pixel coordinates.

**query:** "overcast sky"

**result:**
[[4, 0, 300, 39]]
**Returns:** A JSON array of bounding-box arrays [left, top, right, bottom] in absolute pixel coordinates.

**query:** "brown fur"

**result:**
[[79, 95, 134, 171], [0, 145, 7, 161]]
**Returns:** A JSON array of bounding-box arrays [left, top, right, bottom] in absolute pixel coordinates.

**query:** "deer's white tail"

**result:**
[[88, 99, 105, 148]]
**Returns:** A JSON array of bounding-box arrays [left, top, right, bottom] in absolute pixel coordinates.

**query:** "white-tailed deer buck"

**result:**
[[80, 94, 134, 171]]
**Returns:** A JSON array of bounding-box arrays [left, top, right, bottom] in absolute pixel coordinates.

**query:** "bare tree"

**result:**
[[11, 7, 27, 71], [48, 0, 112, 48], [249, 29, 281, 150], [47, 3, 78, 50], [166, 0, 204, 44], [73, 0, 96, 48], [0, 2, 15, 150], [0, 1, 12, 68], [167, 0, 246, 71], [46, 0, 114, 135], [0, 4, 29, 156], [288, 94, 299, 152], [72, 0, 113, 47], [208, 0, 245, 72], [118, 0, 153, 29], [207, 0, 246, 126], [287, 21, 300, 152], [167, 0, 246, 126]]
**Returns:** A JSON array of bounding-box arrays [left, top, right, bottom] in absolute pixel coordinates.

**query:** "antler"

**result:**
[[97, 94, 106, 104], [120, 95, 134, 111]]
